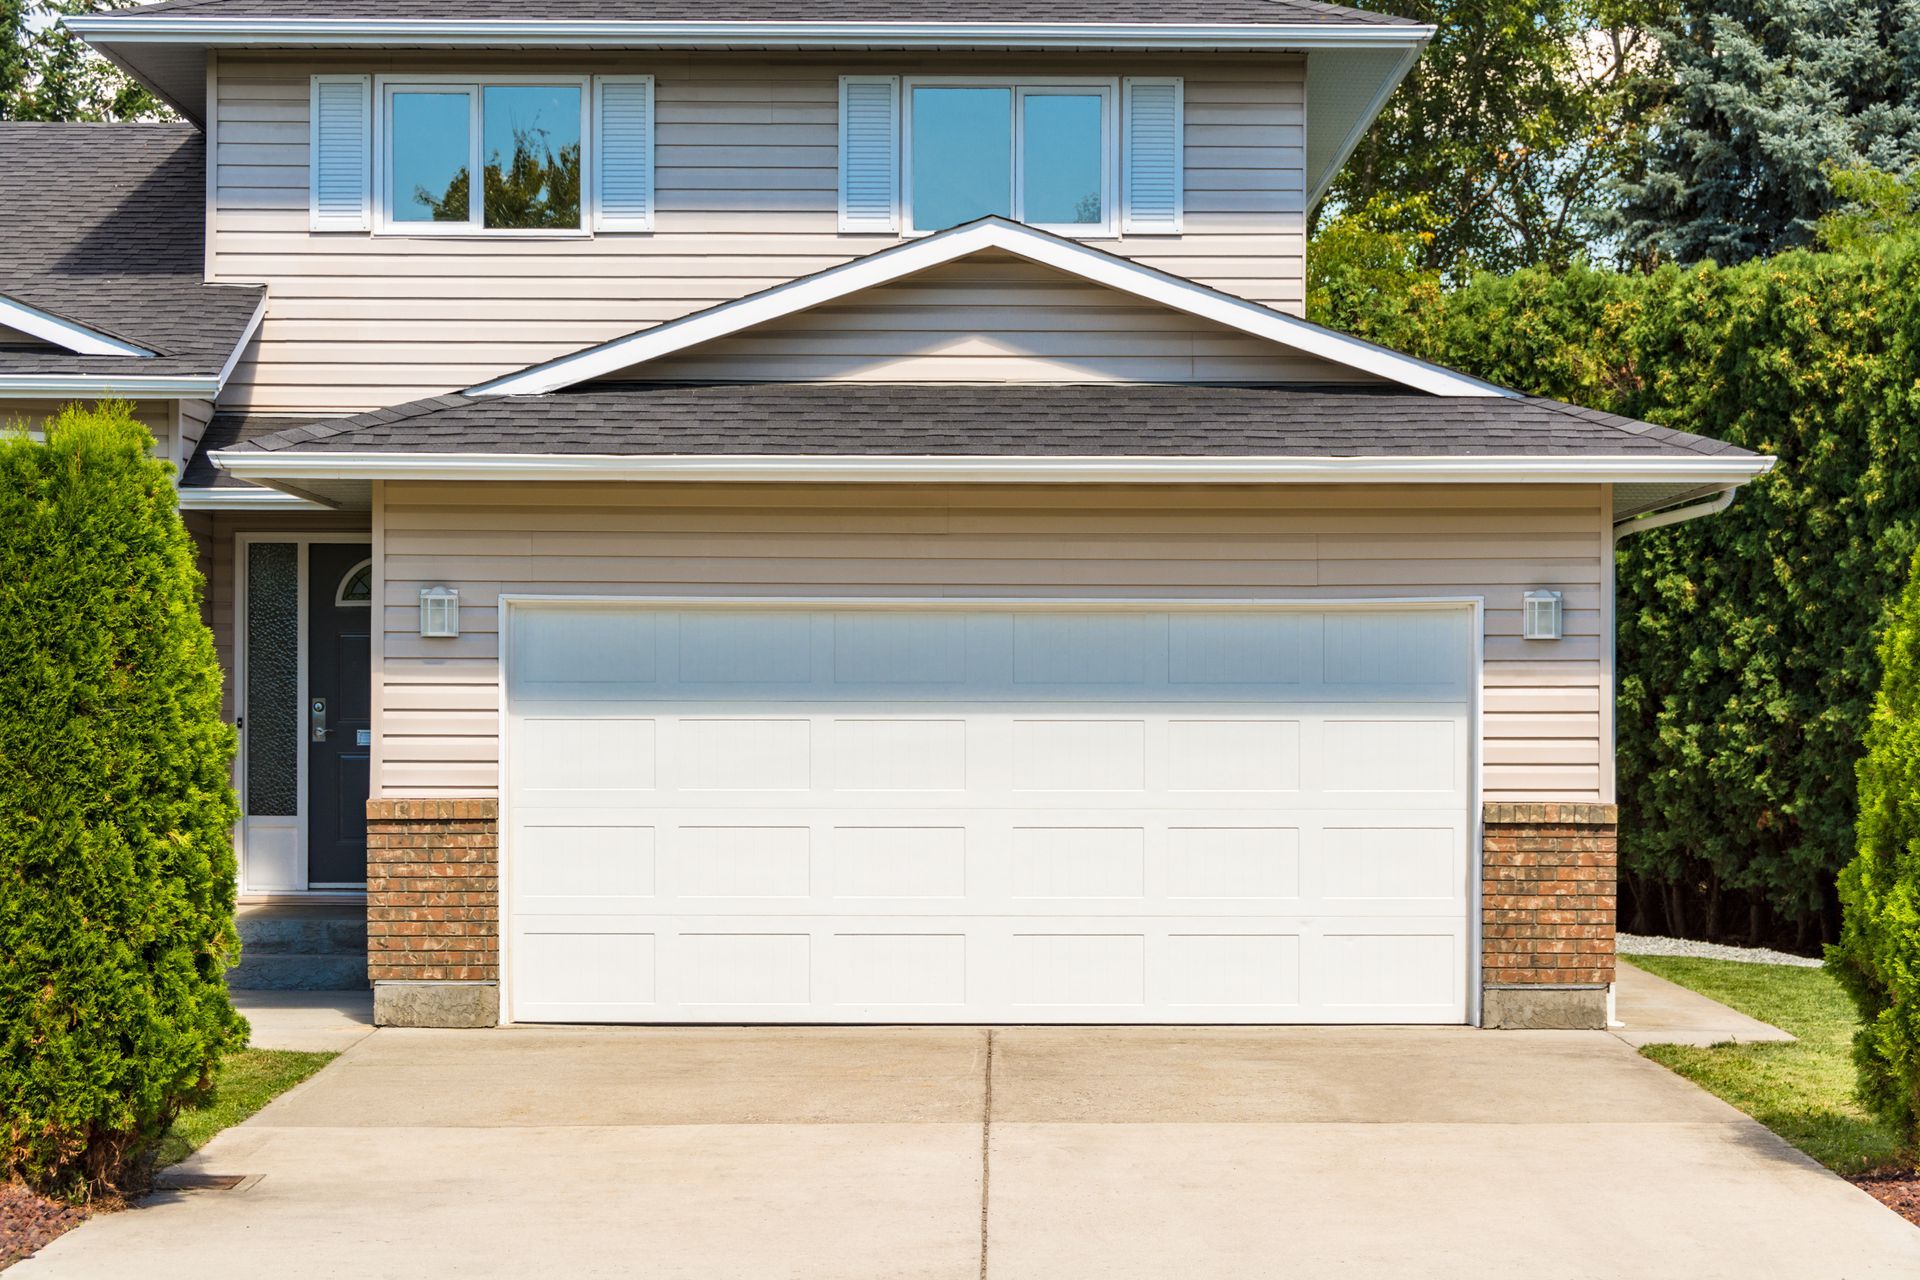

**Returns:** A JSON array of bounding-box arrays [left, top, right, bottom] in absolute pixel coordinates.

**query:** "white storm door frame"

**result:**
[[233, 531, 372, 896], [493, 592, 1487, 1027]]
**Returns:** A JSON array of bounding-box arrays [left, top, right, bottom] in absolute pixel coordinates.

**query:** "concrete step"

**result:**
[[236, 905, 367, 955], [232, 904, 369, 991], [231, 952, 369, 992]]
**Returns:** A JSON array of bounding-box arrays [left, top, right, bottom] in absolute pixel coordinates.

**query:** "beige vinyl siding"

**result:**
[[631, 254, 1374, 384], [212, 53, 1306, 413], [374, 481, 1610, 803]]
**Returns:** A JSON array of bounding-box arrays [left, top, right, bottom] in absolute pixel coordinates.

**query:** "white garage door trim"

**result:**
[[496, 594, 1485, 1026]]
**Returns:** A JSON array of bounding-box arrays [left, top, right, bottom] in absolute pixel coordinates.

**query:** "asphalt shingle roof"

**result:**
[[106, 0, 1419, 25], [0, 123, 262, 379], [208, 381, 1757, 466]]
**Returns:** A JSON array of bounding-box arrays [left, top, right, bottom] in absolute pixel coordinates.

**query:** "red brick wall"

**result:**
[[366, 799, 499, 983], [1482, 802, 1616, 987]]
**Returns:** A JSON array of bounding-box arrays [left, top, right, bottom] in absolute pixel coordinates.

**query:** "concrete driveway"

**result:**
[[19, 1025, 1920, 1279]]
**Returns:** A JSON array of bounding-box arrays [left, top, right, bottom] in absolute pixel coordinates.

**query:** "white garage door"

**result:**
[[504, 603, 1474, 1025]]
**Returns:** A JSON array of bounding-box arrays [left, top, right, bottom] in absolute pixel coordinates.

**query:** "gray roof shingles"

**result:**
[[103, 0, 1419, 25], [204, 381, 1758, 470], [0, 123, 262, 378]]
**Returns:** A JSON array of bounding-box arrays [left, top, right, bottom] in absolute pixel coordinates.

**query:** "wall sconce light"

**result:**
[[1523, 589, 1564, 641], [419, 586, 460, 638]]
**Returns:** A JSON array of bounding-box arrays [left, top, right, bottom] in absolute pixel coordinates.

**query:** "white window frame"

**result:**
[[901, 76, 1120, 238], [373, 72, 595, 238]]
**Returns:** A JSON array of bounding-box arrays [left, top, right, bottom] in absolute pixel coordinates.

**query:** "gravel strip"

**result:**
[[1, 1182, 90, 1270], [1617, 932, 1824, 968]]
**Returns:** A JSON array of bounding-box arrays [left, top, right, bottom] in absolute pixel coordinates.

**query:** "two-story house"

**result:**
[[0, 0, 1771, 1031]]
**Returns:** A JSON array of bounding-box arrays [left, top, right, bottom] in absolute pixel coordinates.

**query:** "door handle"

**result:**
[[311, 697, 329, 742]]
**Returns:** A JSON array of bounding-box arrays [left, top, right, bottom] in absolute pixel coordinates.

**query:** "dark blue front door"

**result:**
[[307, 542, 372, 886]]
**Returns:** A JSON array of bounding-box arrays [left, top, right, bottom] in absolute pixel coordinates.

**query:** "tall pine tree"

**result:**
[[1610, 0, 1920, 265]]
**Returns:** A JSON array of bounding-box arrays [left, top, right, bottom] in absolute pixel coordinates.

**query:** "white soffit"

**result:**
[[1306, 45, 1422, 207], [469, 217, 1507, 399]]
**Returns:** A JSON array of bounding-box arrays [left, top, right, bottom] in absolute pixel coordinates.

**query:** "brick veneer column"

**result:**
[[366, 798, 499, 1028], [1480, 802, 1617, 1029]]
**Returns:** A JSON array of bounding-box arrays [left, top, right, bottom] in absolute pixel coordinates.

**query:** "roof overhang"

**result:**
[[67, 18, 1430, 199], [210, 448, 1776, 515], [0, 295, 153, 358], [470, 217, 1499, 399], [175, 484, 330, 511], [0, 293, 265, 401]]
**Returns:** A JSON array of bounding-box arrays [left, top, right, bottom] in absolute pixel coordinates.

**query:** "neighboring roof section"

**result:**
[[220, 383, 1766, 461], [82, 0, 1422, 26], [208, 381, 1773, 519], [0, 124, 264, 391], [471, 218, 1504, 400]]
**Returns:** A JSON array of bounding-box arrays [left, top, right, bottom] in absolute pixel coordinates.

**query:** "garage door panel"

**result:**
[[506, 604, 1474, 1024], [506, 916, 1468, 1023], [511, 808, 1467, 918]]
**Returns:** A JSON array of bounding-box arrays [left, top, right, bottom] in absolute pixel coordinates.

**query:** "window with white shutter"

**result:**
[[839, 75, 900, 234], [1122, 77, 1183, 235], [594, 75, 654, 232], [310, 74, 371, 232]]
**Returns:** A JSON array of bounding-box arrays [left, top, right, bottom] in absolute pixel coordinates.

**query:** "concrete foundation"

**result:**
[[374, 980, 499, 1029], [1482, 984, 1608, 1030]]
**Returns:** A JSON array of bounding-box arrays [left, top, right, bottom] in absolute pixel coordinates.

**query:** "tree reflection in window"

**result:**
[[409, 85, 582, 230]]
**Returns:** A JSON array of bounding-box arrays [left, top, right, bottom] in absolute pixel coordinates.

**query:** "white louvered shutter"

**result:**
[[310, 75, 371, 232], [1123, 77, 1183, 235], [839, 75, 900, 234], [594, 76, 655, 232]]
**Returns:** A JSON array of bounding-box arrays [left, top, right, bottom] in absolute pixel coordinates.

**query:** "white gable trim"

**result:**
[[470, 218, 1509, 399], [0, 295, 153, 358]]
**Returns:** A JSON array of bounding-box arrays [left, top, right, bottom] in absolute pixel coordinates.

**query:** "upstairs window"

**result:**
[[905, 80, 1115, 235], [382, 79, 585, 232]]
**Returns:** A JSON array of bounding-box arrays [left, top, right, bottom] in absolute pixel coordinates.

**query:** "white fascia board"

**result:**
[[176, 486, 329, 511], [470, 217, 1507, 399], [68, 17, 1435, 51], [214, 295, 269, 396], [0, 295, 153, 357], [0, 374, 220, 395], [212, 450, 1777, 487]]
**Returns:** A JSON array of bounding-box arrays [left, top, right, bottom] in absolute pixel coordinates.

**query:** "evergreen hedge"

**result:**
[[1832, 546, 1920, 1154], [0, 402, 245, 1197], [1317, 225, 1920, 946]]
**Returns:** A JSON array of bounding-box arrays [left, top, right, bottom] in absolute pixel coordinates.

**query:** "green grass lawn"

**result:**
[[150, 1048, 336, 1169], [1628, 955, 1905, 1176]]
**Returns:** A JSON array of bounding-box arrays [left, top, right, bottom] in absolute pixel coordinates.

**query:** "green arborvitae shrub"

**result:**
[[1313, 220, 1920, 946], [1830, 545, 1920, 1155], [0, 401, 245, 1198]]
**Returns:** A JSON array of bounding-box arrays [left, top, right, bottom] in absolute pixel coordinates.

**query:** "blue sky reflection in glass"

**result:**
[[912, 87, 1012, 230], [391, 90, 470, 222], [1023, 94, 1103, 225]]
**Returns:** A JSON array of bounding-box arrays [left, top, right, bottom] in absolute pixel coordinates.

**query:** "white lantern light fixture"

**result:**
[[419, 586, 460, 638], [1522, 589, 1564, 641]]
